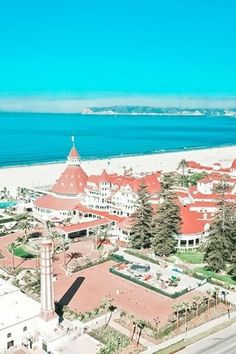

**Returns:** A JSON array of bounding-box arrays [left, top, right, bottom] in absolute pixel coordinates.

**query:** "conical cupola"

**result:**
[[51, 137, 88, 196], [67, 136, 80, 165]]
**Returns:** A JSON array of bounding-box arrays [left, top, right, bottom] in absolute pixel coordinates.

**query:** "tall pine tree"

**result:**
[[151, 174, 181, 256], [204, 182, 236, 272], [130, 183, 153, 249]]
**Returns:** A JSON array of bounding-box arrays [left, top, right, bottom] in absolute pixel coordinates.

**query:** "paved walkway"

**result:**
[[197, 282, 236, 305], [140, 311, 236, 354]]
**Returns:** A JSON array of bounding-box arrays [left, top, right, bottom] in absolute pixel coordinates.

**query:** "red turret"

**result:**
[[51, 138, 88, 196]]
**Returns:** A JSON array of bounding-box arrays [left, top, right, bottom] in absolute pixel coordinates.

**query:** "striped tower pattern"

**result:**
[[40, 239, 55, 321]]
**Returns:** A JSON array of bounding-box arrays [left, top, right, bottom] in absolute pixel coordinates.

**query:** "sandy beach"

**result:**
[[0, 145, 235, 189]]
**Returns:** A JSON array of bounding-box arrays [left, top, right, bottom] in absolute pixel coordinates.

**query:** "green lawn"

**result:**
[[195, 267, 236, 286], [176, 251, 204, 264], [11, 246, 36, 259]]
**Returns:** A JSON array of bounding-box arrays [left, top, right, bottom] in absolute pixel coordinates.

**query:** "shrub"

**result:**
[[111, 254, 130, 264]]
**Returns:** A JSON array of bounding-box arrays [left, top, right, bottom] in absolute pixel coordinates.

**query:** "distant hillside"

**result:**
[[82, 106, 236, 117]]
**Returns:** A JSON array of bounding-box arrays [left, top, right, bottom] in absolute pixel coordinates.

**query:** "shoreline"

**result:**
[[1, 142, 236, 170], [0, 145, 235, 189]]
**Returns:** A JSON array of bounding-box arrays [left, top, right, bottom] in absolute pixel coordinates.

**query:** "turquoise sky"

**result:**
[[1, 0, 236, 97]]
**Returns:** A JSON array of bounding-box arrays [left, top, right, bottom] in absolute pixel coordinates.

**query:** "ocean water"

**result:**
[[0, 112, 236, 167]]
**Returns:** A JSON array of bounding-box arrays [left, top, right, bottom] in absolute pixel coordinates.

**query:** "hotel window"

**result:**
[[7, 341, 14, 350], [7, 333, 11, 338]]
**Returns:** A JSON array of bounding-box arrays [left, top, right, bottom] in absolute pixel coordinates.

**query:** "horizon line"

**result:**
[[1, 94, 236, 113]]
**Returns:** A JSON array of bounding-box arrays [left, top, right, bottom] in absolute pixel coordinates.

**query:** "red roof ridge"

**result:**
[[231, 159, 236, 169]]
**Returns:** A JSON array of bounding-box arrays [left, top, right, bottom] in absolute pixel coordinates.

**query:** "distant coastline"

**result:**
[[82, 106, 236, 117]]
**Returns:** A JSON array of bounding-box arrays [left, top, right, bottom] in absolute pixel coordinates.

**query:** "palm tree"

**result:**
[[9, 243, 15, 270], [106, 304, 117, 326], [97, 225, 110, 249], [66, 251, 81, 266], [193, 295, 203, 317], [1, 187, 9, 200], [177, 159, 188, 187], [136, 320, 145, 346], [48, 230, 61, 255], [172, 303, 182, 331], [90, 226, 99, 250], [129, 315, 138, 341], [213, 287, 220, 307], [181, 301, 190, 329], [206, 289, 213, 316], [60, 238, 71, 266], [18, 219, 33, 242]]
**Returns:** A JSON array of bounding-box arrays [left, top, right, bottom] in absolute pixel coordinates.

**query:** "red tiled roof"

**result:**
[[51, 165, 88, 195], [180, 206, 209, 234], [175, 191, 189, 198], [190, 201, 217, 208], [73, 205, 124, 222], [98, 169, 109, 182], [34, 194, 81, 210], [88, 176, 98, 184], [186, 161, 212, 171], [59, 218, 112, 233]]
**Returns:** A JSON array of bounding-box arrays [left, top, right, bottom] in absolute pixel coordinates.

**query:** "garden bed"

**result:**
[[89, 325, 130, 353]]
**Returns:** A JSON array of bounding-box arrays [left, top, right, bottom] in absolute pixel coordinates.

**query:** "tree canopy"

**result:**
[[130, 183, 153, 249]]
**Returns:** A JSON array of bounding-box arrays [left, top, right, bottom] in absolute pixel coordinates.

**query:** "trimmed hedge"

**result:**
[[109, 268, 188, 299], [125, 249, 160, 265], [0, 213, 28, 225], [111, 254, 130, 264], [0, 217, 14, 224], [190, 272, 206, 281]]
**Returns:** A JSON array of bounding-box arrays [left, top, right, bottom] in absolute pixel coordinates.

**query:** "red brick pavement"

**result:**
[[0, 231, 203, 326]]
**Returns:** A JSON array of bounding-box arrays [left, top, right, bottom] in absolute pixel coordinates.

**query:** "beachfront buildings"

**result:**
[[33, 142, 236, 250], [33, 143, 161, 221]]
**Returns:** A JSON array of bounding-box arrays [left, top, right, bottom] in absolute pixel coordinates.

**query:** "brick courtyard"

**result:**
[[54, 261, 203, 325]]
